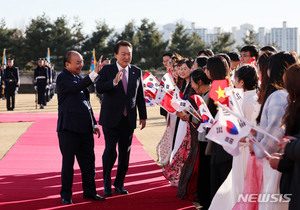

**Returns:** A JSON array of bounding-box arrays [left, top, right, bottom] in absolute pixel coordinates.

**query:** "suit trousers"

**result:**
[[102, 116, 134, 189], [58, 130, 96, 199]]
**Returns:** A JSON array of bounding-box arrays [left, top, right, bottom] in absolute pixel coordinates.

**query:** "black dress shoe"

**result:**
[[104, 188, 113, 197], [83, 194, 105, 201], [114, 186, 128, 194], [61, 198, 73, 205]]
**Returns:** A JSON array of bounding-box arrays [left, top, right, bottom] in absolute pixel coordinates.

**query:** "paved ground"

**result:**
[[0, 94, 202, 209], [0, 93, 166, 161]]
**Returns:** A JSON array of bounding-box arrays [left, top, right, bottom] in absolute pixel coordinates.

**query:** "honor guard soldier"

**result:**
[[0, 64, 5, 99], [49, 63, 56, 99], [34, 59, 48, 109], [3, 58, 20, 111], [43, 58, 51, 103]]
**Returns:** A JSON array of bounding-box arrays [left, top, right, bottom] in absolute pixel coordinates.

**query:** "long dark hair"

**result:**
[[282, 63, 300, 135], [256, 51, 297, 124], [257, 52, 274, 104], [190, 68, 211, 86], [206, 55, 230, 81]]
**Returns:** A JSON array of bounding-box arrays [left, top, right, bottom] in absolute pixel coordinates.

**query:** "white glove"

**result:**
[[34, 86, 37, 91]]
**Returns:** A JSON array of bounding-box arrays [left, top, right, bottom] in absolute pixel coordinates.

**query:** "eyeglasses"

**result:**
[[240, 54, 250, 58]]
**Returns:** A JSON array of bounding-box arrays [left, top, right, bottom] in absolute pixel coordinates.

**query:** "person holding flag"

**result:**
[[176, 68, 212, 208], [209, 64, 261, 210], [162, 59, 195, 187], [275, 63, 300, 210], [156, 56, 182, 168], [204, 55, 232, 199], [250, 52, 296, 210]]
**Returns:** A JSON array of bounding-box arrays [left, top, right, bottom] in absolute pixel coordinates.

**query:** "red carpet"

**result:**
[[0, 113, 195, 210]]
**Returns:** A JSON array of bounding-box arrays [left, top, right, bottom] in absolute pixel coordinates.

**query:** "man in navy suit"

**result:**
[[96, 40, 147, 196], [56, 51, 105, 205]]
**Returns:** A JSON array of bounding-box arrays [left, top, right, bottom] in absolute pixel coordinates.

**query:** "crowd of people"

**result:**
[[2, 41, 300, 210], [157, 45, 300, 210], [0, 57, 56, 110]]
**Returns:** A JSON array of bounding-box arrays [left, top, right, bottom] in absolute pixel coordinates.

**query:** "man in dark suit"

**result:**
[[56, 51, 105, 205], [96, 40, 147, 196]]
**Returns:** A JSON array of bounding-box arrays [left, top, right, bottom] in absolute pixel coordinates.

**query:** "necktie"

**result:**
[[121, 69, 127, 116], [121, 68, 127, 94]]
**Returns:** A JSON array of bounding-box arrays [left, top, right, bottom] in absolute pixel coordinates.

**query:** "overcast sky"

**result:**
[[2, 0, 300, 34]]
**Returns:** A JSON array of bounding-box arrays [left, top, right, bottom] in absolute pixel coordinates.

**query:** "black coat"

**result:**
[[34, 66, 48, 86], [3, 66, 19, 95], [56, 68, 97, 134], [96, 63, 147, 130], [283, 114, 300, 210]]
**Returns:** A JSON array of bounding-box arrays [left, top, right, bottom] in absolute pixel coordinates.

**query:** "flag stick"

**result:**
[[187, 109, 201, 122], [217, 102, 280, 143], [228, 89, 273, 157], [230, 89, 244, 116], [247, 134, 272, 158]]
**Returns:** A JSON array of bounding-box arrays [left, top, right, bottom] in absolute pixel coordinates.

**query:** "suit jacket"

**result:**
[[56, 68, 97, 133], [96, 63, 147, 130]]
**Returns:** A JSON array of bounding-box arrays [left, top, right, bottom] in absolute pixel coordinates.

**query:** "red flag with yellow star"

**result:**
[[209, 79, 229, 105]]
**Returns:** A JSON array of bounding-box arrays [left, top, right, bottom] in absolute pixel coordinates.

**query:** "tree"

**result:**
[[168, 23, 205, 58], [50, 16, 75, 70], [24, 13, 53, 67], [116, 20, 139, 63], [135, 19, 168, 69], [236, 30, 259, 52], [210, 33, 235, 54], [81, 20, 113, 70], [242, 30, 258, 46], [0, 19, 26, 68], [71, 16, 86, 52], [168, 23, 190, 57], [188, 32, 206, 57]]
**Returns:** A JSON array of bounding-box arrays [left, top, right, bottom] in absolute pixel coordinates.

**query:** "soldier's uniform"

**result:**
[[34, 60, 48, 109], [0, 66, 3, 99], [3, 59, 19, 111], [43, 59, 51, 103]]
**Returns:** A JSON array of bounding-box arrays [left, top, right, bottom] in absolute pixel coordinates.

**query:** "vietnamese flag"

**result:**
[[145, 89, 157, 99], [160, 91, 176, 113], [209, 79, 229, 105]]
